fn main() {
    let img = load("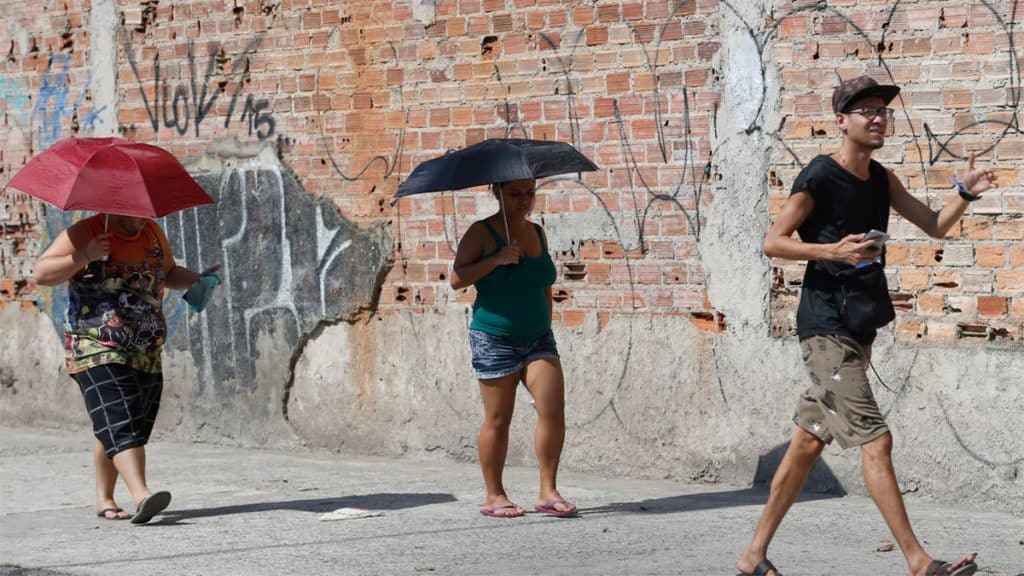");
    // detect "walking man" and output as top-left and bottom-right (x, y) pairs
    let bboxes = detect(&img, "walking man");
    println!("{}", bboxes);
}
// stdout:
(736, 76), (995, 576)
